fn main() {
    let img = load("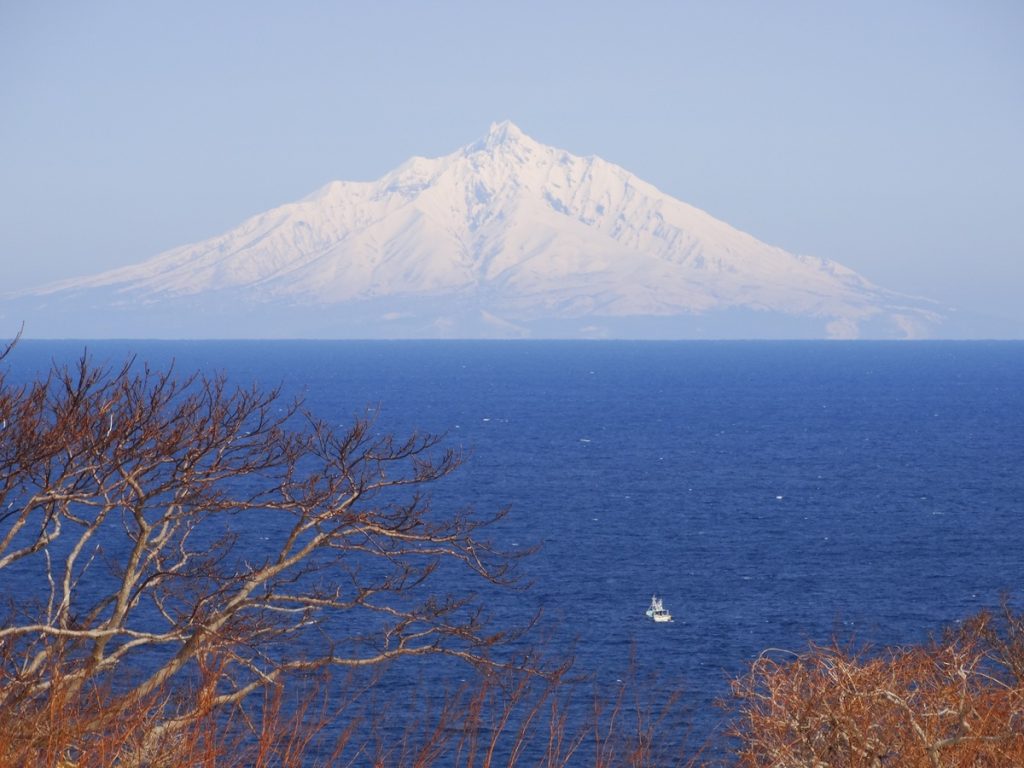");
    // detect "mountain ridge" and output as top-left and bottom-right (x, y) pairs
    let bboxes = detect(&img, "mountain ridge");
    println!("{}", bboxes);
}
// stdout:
(10, 121), (947, 339)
